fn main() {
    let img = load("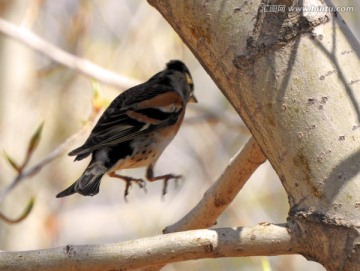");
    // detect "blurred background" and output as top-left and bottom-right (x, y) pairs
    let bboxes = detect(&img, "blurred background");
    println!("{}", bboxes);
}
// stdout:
(0, 1), (358, 270)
